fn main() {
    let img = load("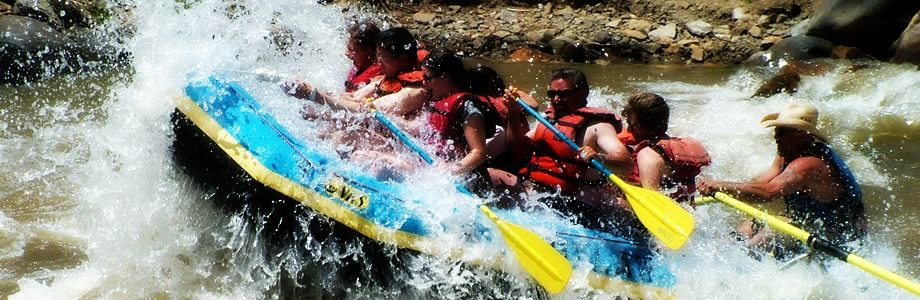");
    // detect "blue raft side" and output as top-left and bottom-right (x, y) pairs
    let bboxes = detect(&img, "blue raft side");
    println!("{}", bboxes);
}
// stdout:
(181, 74), (676, 289)
(183, 75), (435, 236)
